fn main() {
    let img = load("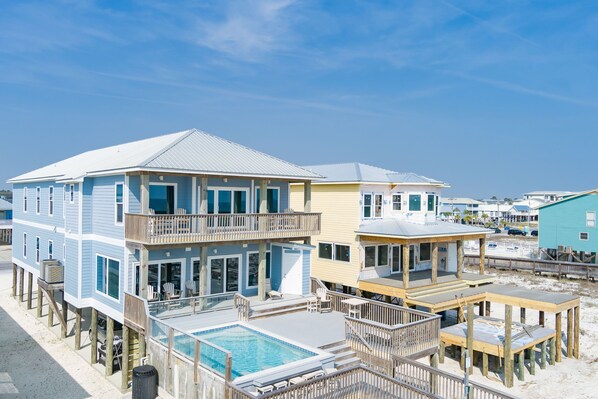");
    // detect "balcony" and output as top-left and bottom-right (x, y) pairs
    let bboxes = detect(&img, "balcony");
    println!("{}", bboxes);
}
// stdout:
(125, 212), (321, 246)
